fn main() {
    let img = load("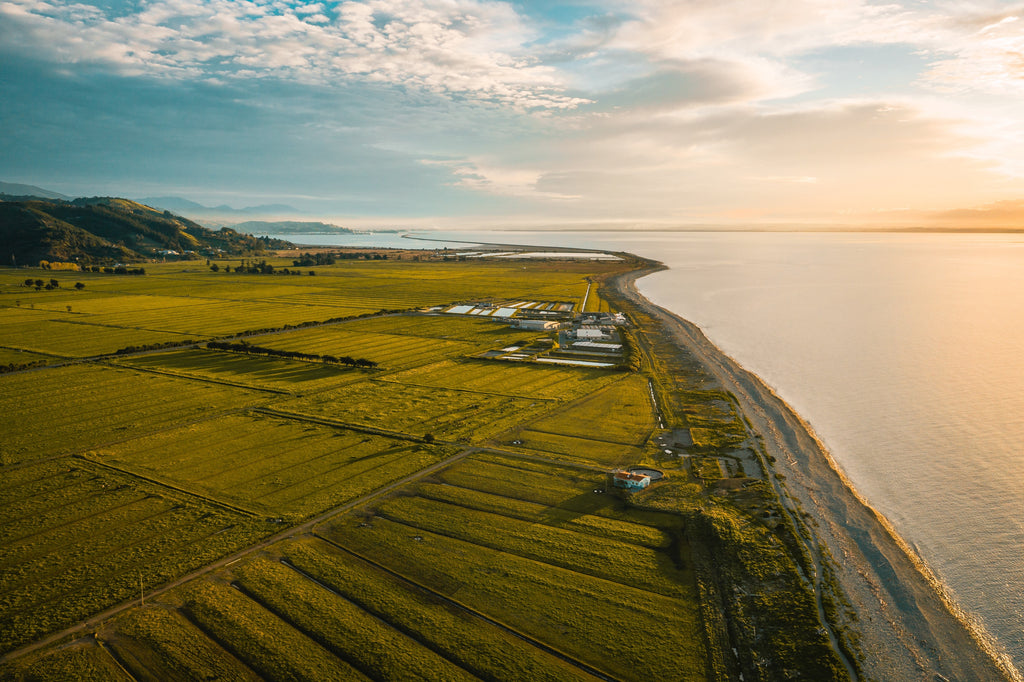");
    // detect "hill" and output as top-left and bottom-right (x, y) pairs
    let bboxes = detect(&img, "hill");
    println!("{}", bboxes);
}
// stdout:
(0, 196), (293, 265)
(0, 181), (69, 201)
(141, 196), (300, 219)
(231, 220), (354, 234)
